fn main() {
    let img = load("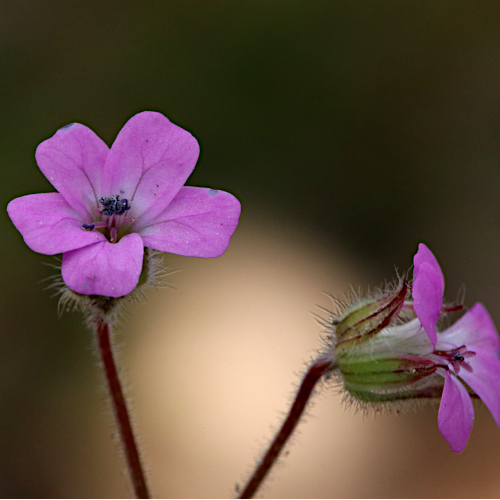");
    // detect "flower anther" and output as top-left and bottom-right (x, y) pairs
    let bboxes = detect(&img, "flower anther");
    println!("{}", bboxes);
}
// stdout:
(434, 345), (476, 374)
